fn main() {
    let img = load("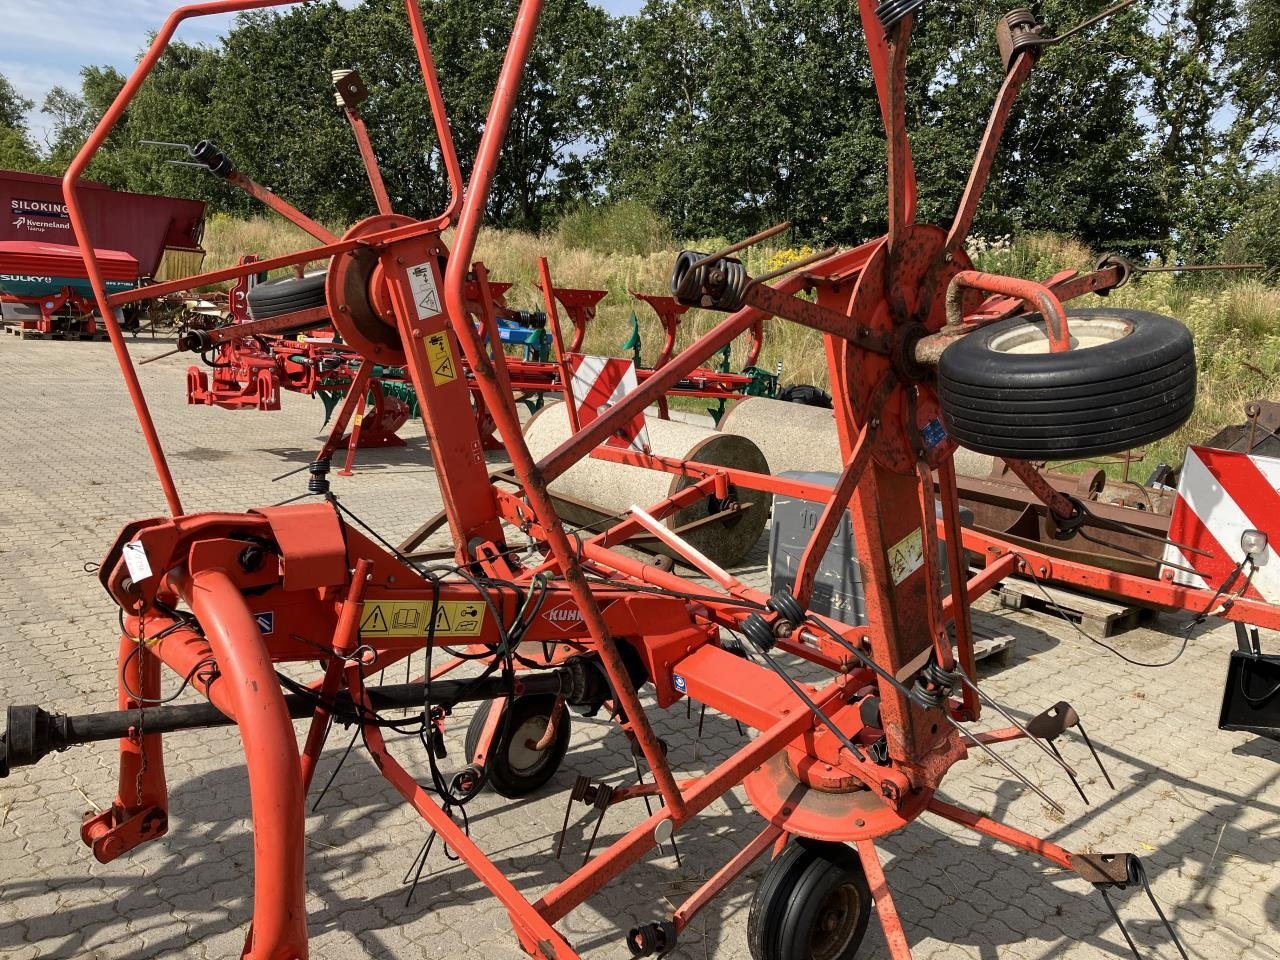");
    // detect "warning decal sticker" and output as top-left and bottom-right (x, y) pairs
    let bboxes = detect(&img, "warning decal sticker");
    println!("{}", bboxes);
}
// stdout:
(359, 600), (484, 638)
(407, 261), (442, 318)
(888, 528), (925, 585)
(424, 332), (458, 386)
